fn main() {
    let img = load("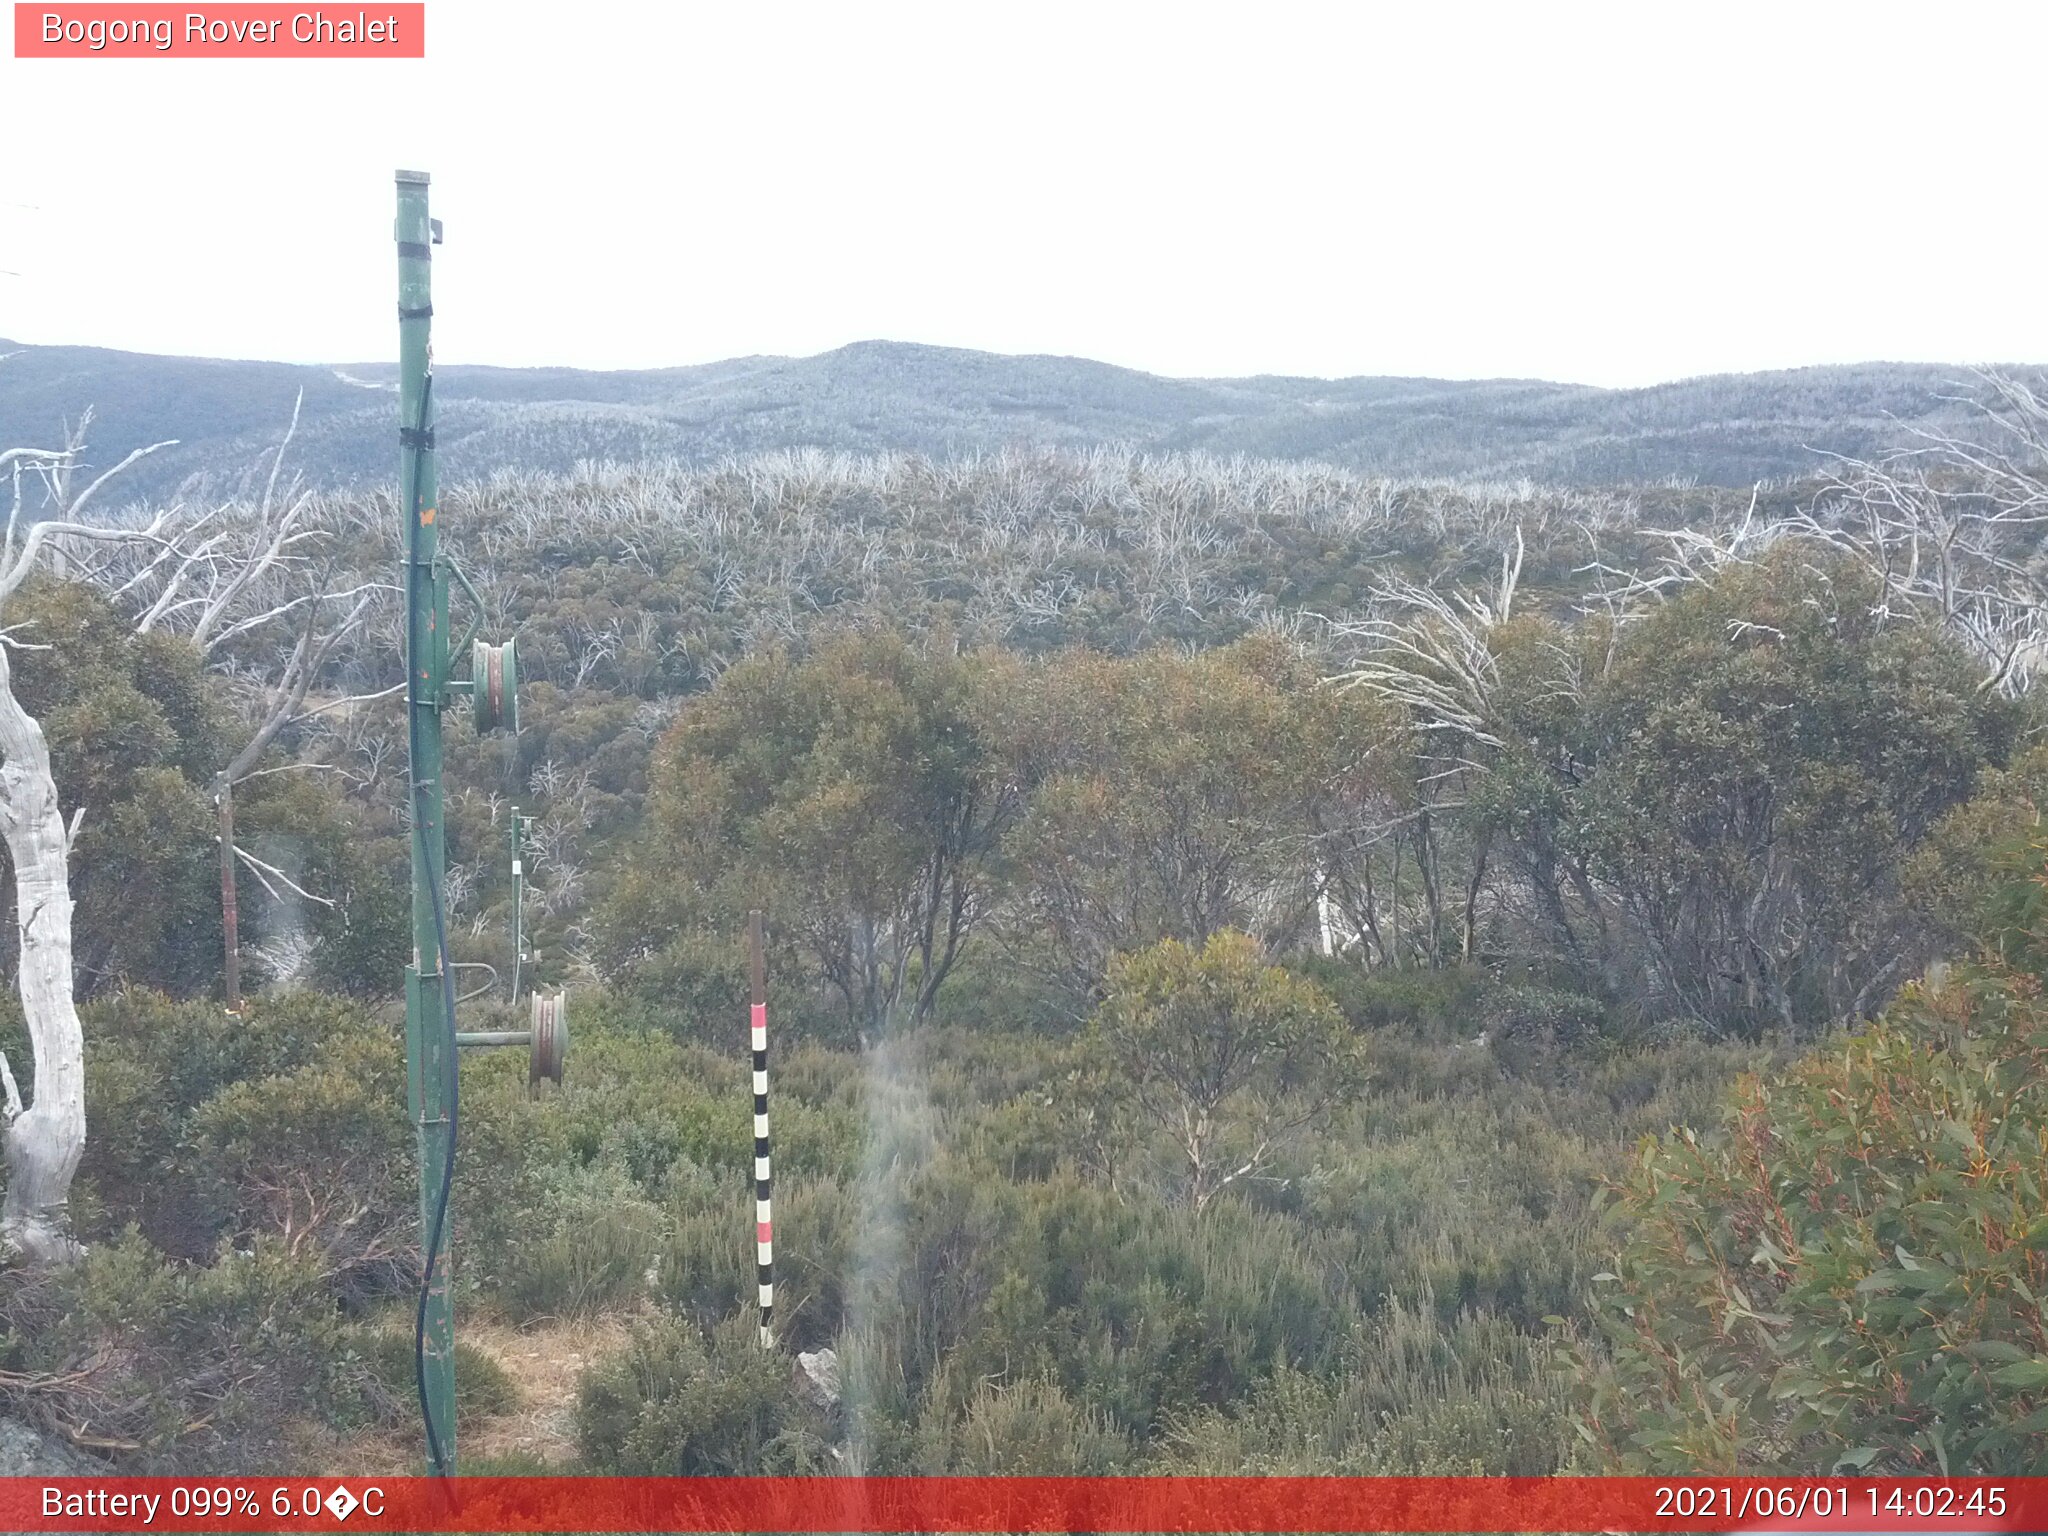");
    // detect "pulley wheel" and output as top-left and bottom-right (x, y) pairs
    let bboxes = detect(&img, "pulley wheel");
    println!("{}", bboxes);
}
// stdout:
(474, 637), (520, 734)
(529, 989), (567, 1093)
